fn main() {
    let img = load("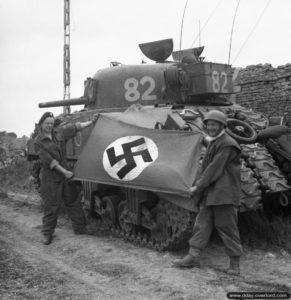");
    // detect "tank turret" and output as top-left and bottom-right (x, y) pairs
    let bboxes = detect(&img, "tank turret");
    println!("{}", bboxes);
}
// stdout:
(38, 38), (234, 111)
